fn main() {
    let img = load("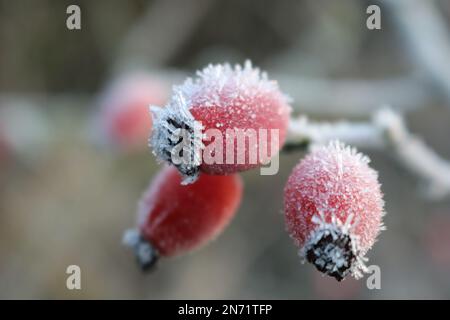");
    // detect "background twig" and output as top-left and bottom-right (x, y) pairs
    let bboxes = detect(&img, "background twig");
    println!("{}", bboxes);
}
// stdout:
(287, 108), (450, 199)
